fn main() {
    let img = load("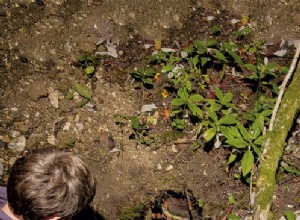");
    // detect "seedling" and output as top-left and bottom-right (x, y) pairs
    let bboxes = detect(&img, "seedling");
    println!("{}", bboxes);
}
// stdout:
(131, 67), (156, 87)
